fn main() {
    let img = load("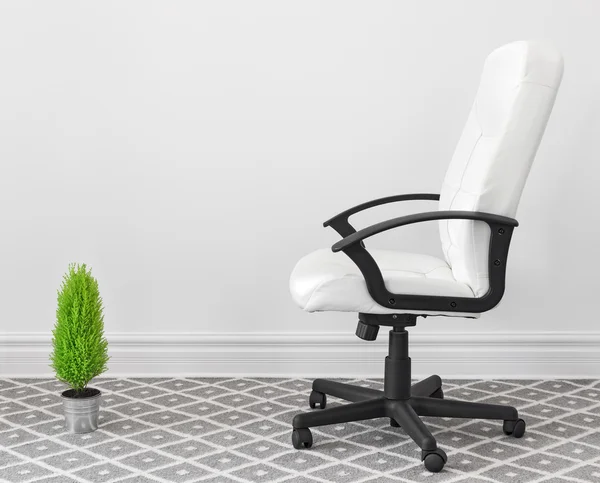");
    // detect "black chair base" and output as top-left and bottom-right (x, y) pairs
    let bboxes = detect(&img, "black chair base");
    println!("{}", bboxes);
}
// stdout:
(291, 320), (526, 473)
